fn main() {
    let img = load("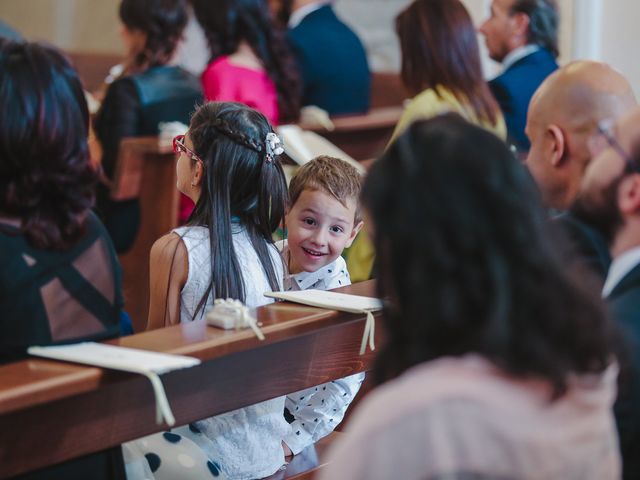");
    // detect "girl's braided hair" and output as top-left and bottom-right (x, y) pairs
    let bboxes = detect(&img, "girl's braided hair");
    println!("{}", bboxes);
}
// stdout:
(210, 117), (264, 153)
